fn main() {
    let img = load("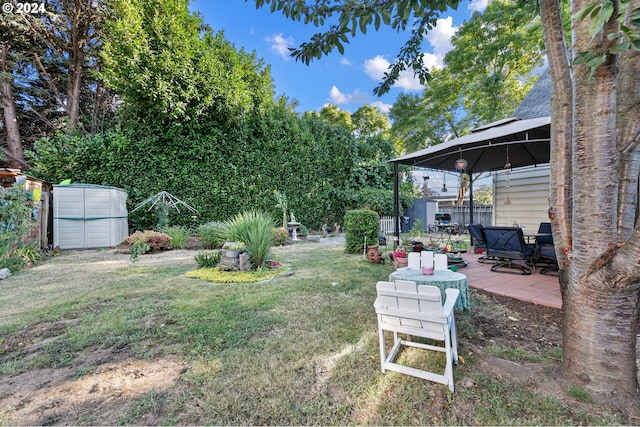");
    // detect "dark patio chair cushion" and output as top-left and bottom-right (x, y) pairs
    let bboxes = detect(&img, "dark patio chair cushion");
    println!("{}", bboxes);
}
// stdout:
(481, 226), (535, 274)
(534, 222), (558, 275)
(536, 222), (553, 246)
(467, 223), (486, 250)
(467, 223), (492, 264)
(537, 243), (556, 260)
